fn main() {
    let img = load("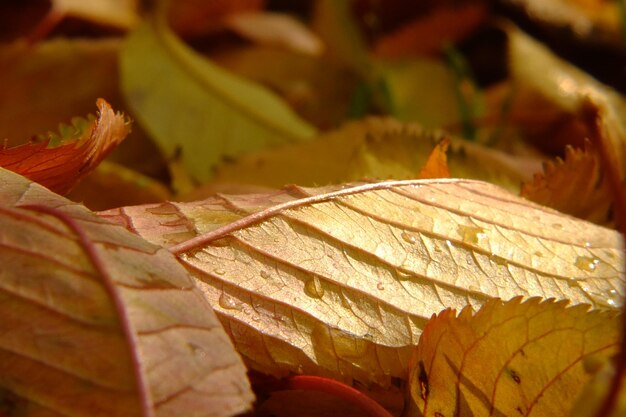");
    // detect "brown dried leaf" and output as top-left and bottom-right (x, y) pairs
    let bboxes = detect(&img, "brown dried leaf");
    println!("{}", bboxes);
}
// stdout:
(521, 142), (612, 225)
(102, 179), (623, 385)
(0, 168), (253, 417)
(406, 298), (620, 417)
(0, 100), (129, 195)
